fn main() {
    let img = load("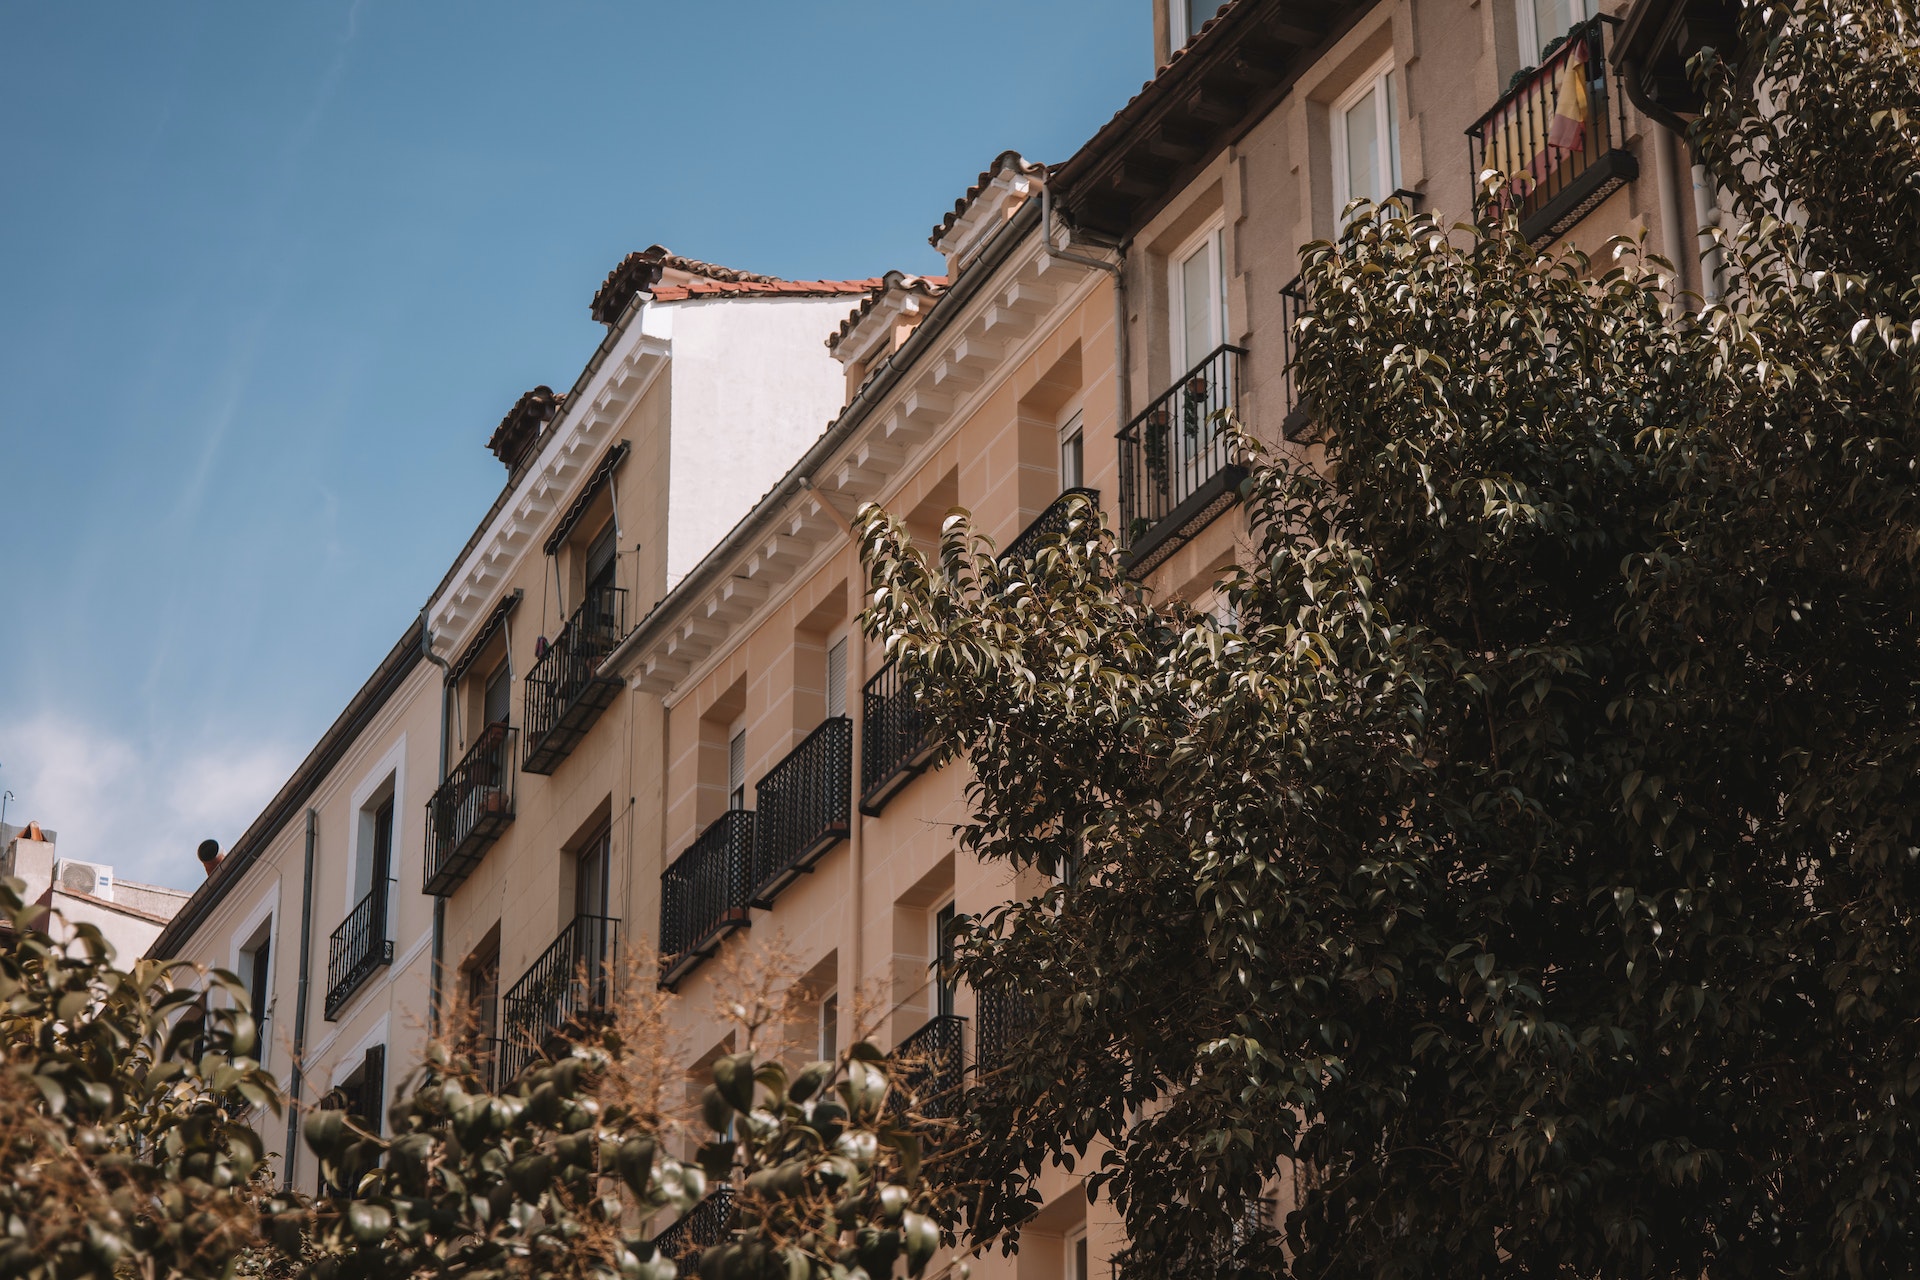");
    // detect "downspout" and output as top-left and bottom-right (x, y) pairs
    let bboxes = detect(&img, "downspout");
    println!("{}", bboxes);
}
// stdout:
(1020, 161), (1131, 428)
(419, 609), (453, 1032)
(1650, 126), (1691, 294)
(282, 808), (318, 1191)
(1689, 154), (1724, 303)
(1618, 53), (1721, 303)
